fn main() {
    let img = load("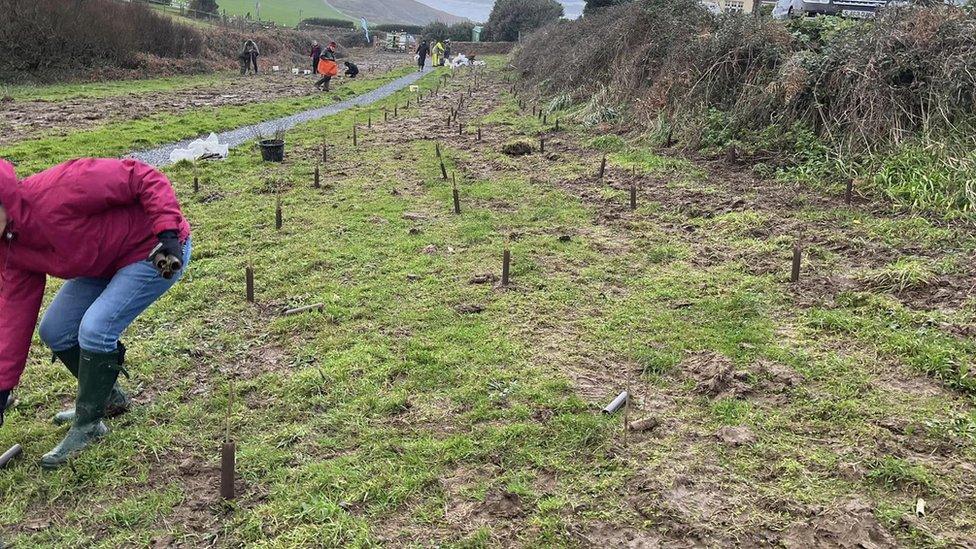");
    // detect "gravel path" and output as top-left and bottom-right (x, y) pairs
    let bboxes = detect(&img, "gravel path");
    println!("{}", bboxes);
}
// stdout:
(129, 68), (429, 167)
